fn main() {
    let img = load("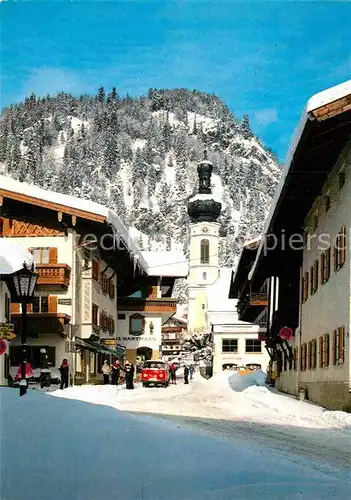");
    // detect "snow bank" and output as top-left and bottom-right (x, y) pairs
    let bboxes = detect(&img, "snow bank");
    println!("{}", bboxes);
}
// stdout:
(2, 387), (350, 500)
(228, 370), (266, 391)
